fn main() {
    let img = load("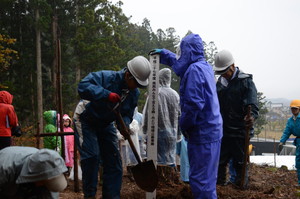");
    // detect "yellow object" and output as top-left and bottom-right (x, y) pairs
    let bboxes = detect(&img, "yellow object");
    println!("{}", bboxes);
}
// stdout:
(248, 144), (253, 155)
(290, 99), (300, 108)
